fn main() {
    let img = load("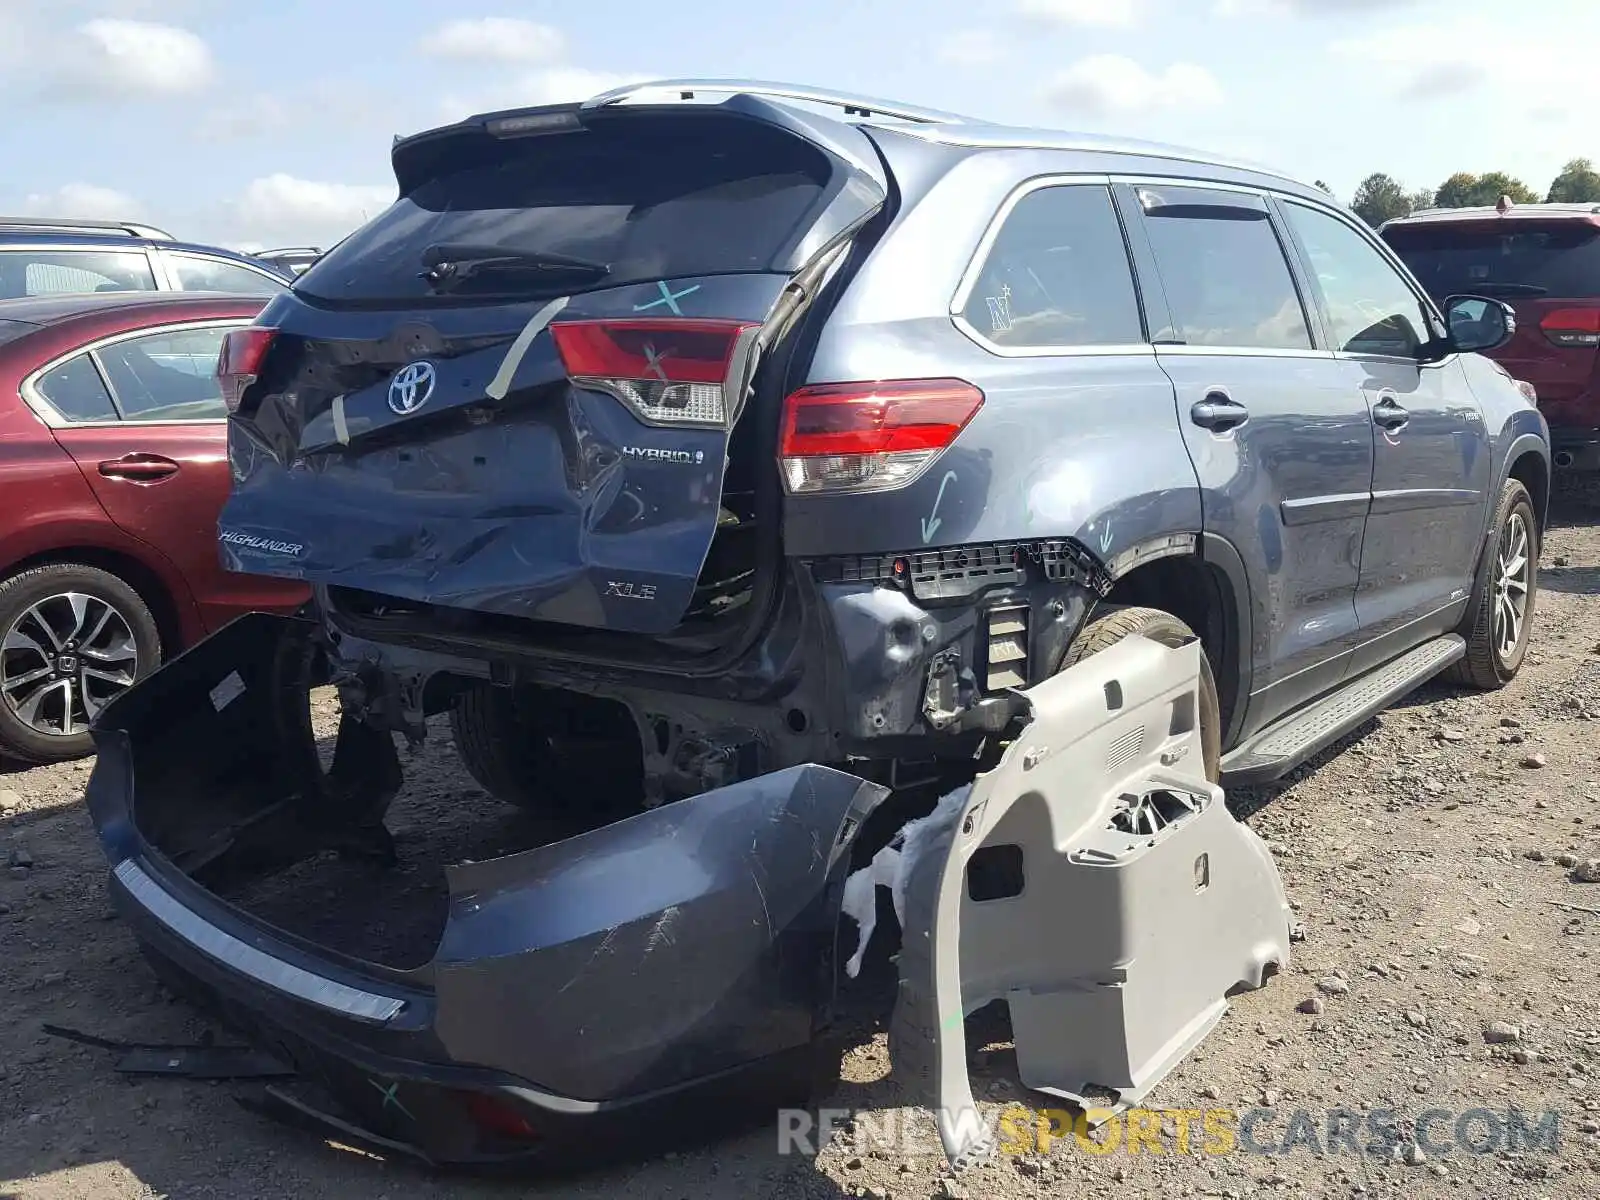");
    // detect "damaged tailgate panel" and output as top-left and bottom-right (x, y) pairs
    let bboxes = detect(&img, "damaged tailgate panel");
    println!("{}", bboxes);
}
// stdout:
(889, 633), (1292, 1168)
(219, 101), (890, 635)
